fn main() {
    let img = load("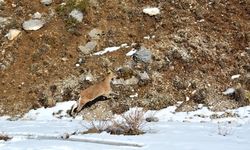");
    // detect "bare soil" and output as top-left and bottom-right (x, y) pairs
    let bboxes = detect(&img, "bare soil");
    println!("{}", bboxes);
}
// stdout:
(0, 0), (250, 117)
